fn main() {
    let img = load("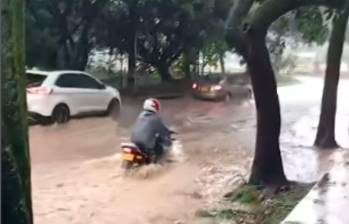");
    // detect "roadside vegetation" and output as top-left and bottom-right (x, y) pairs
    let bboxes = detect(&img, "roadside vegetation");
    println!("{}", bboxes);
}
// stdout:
(196, 183), (312, 224)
